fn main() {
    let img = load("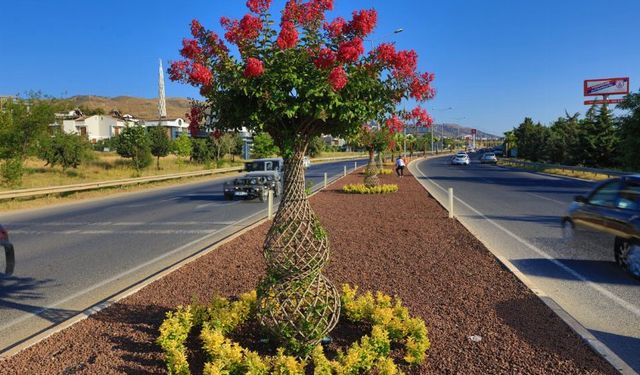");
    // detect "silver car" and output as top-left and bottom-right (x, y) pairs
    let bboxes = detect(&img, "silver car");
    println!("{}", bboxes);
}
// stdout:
(562, 175), (640, 279)
(1, 224), (15, 276)
(451, 152), (470, 165)
(480, 152), (498, 164)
